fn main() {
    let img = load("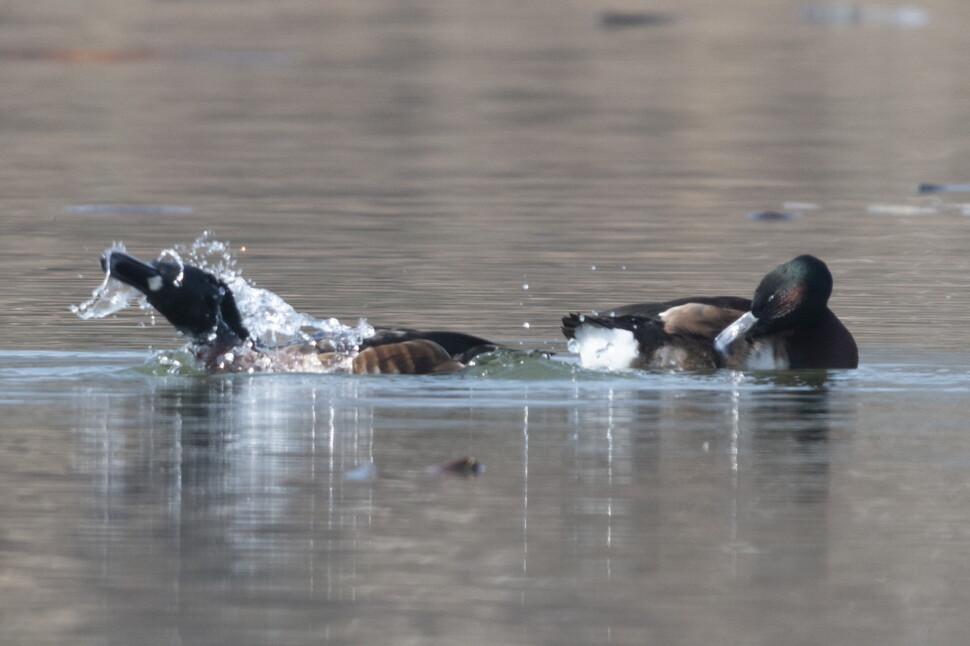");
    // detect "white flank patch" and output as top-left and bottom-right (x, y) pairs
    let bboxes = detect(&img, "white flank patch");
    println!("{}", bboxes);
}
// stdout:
(744, 341), (788, 370)
(147, 275), (164, 292)
(568, 324), (639, 371)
